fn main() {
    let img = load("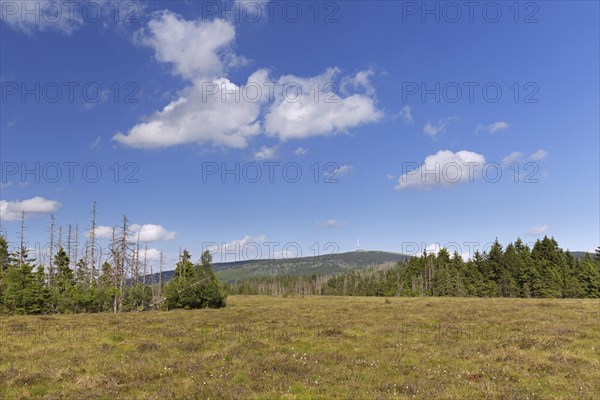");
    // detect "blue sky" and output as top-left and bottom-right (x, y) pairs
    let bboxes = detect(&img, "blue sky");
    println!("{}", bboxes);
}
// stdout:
(1, 1), (598, 269)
